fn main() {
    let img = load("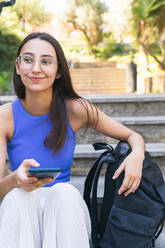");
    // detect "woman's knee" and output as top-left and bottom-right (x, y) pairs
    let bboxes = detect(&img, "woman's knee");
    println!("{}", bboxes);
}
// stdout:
(48, 183), (82, 203)
(1, 188), (33, 208)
